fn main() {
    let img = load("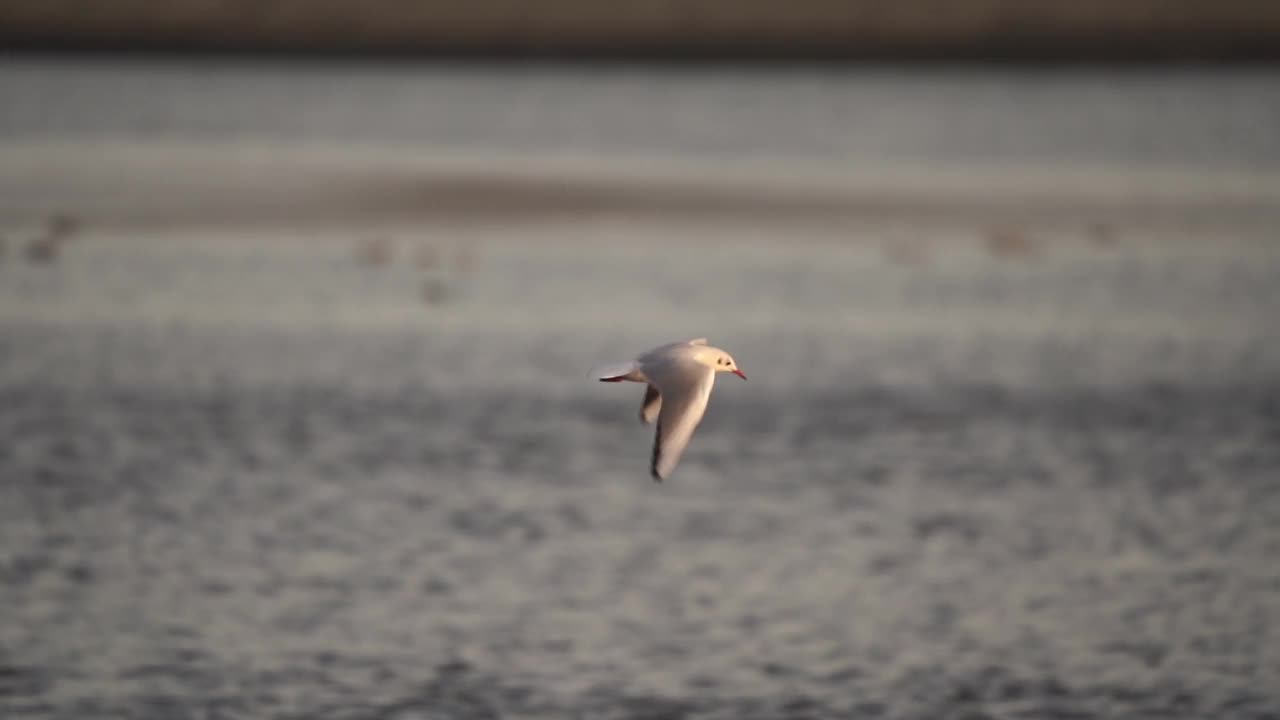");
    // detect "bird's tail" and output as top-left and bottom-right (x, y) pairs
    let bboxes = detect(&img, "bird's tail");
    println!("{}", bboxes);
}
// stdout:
(591, 361), (641, 382)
